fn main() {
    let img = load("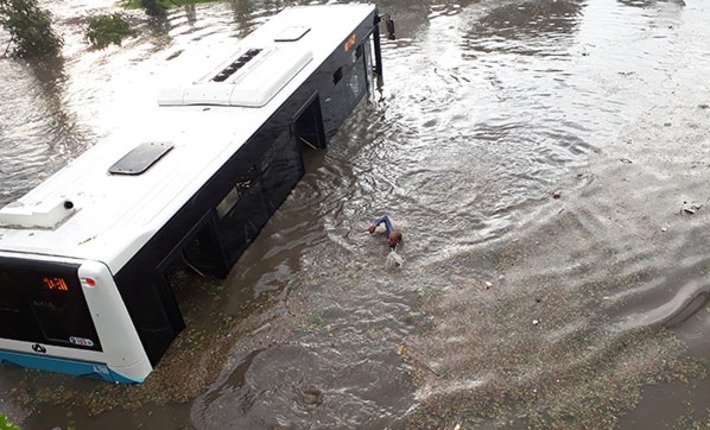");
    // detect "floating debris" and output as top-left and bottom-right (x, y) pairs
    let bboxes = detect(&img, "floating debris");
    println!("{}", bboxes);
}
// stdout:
(250, 322), (271, 336)
(681, 202), (702, 215)
(386, 250), (403, 269)
(299, 385), (324, 412)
